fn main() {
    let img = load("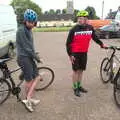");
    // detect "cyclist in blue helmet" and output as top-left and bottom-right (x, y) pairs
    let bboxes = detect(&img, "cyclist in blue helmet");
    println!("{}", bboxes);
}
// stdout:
(23, 9), (38, 27)
(16, 9), (41, 112)
(24, 9), (38, 23)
